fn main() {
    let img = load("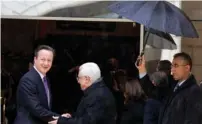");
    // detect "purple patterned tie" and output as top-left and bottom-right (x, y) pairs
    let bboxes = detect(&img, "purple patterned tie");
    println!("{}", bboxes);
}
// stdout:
(43, 76), (50, 107)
